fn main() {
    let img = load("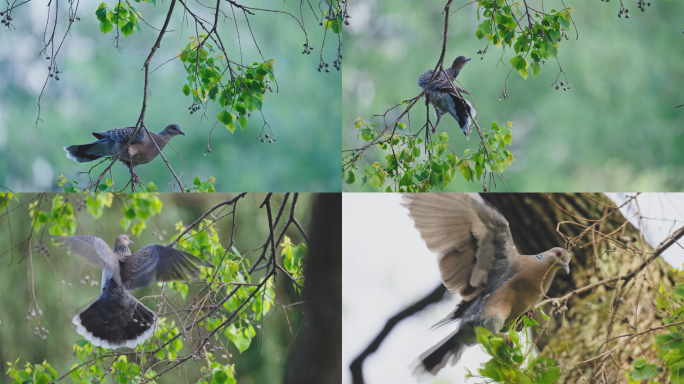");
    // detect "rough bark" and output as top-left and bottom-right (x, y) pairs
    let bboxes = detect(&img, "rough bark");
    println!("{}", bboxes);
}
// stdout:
(284, 194), (342, 384)
(481, 193), (676, 383)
